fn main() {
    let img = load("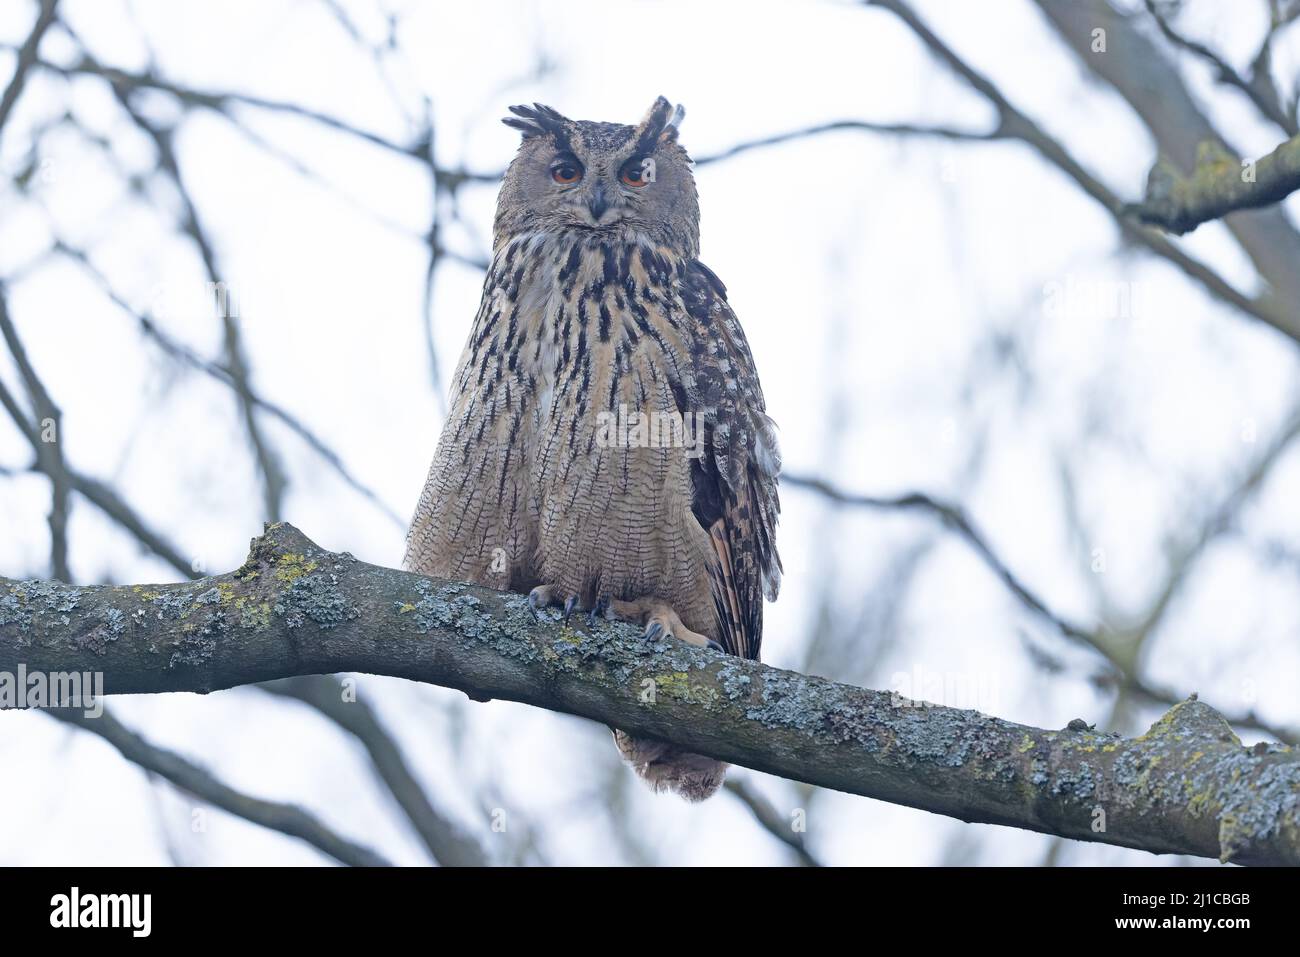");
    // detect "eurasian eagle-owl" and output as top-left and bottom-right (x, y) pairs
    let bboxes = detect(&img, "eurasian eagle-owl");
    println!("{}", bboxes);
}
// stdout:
(404, 97), (781, 801)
